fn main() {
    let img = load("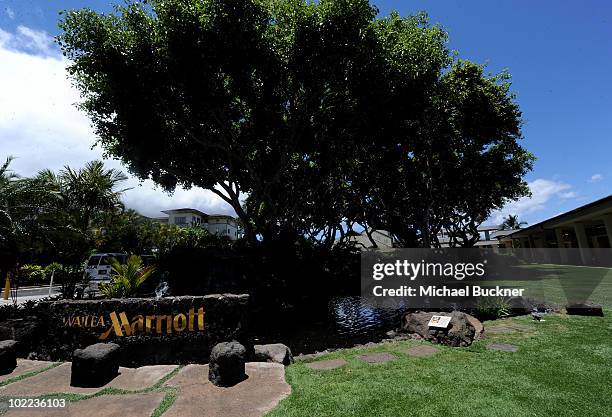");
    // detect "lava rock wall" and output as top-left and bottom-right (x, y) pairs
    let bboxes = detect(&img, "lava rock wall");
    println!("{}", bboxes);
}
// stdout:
(31, 294), (250, 366)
